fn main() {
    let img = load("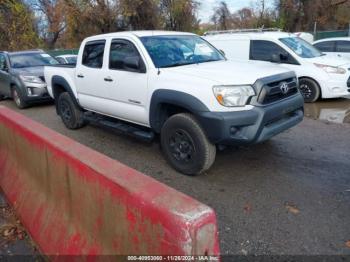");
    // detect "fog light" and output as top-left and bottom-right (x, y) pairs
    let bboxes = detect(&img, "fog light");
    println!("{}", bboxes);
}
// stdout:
(27, 88), (32, 95)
